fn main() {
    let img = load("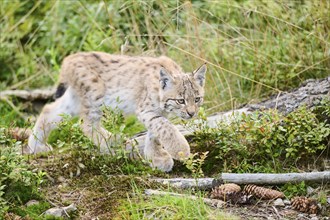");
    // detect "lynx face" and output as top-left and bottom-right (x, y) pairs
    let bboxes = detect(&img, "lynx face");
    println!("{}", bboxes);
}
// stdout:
(159, 65), (207, 120)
